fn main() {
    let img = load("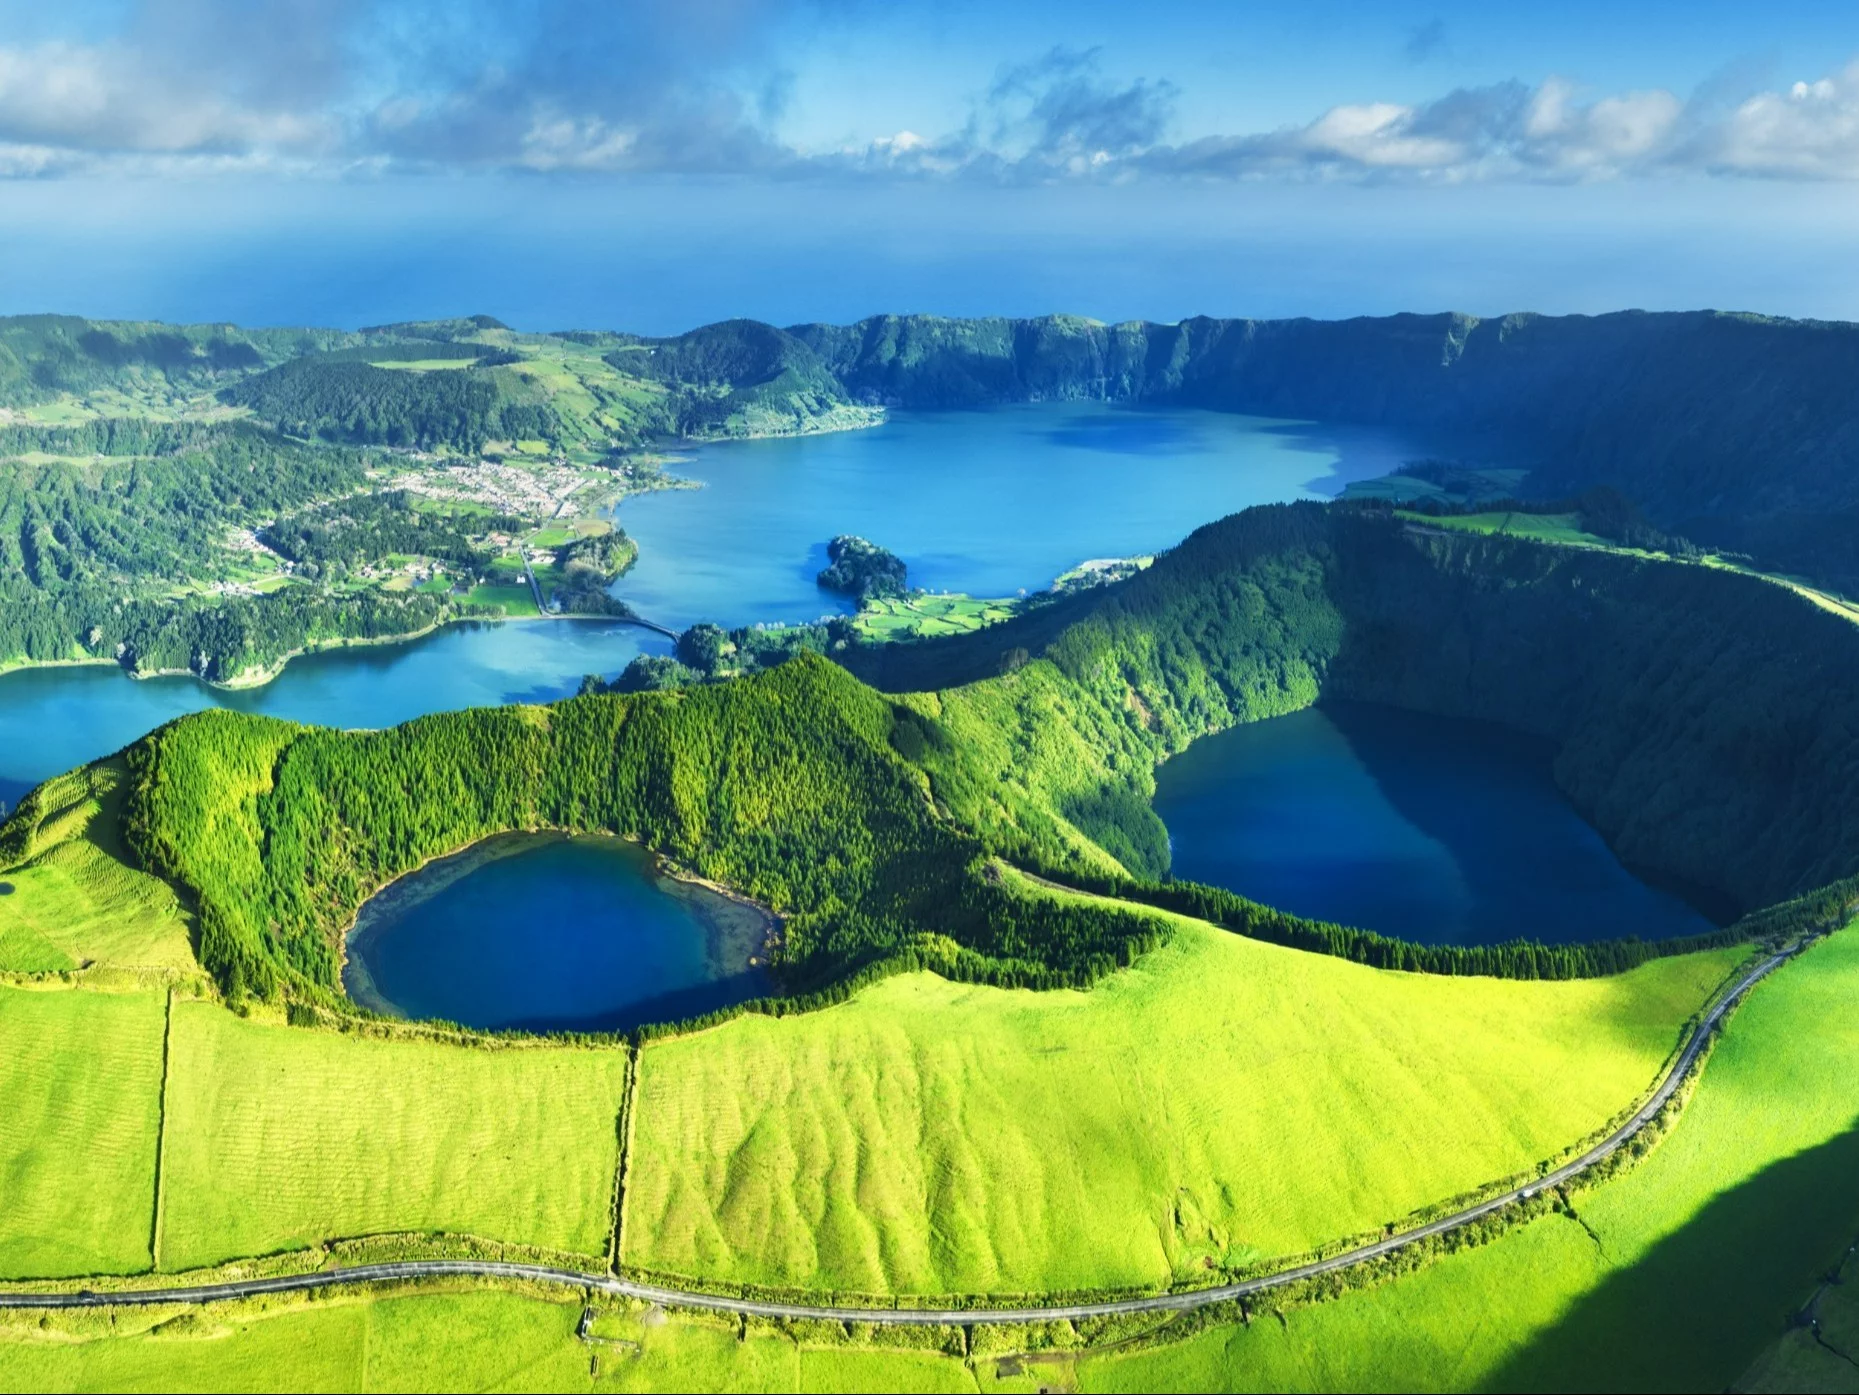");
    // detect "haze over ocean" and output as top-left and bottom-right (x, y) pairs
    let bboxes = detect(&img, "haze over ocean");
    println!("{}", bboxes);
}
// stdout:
(4, 0), (1859, 329)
